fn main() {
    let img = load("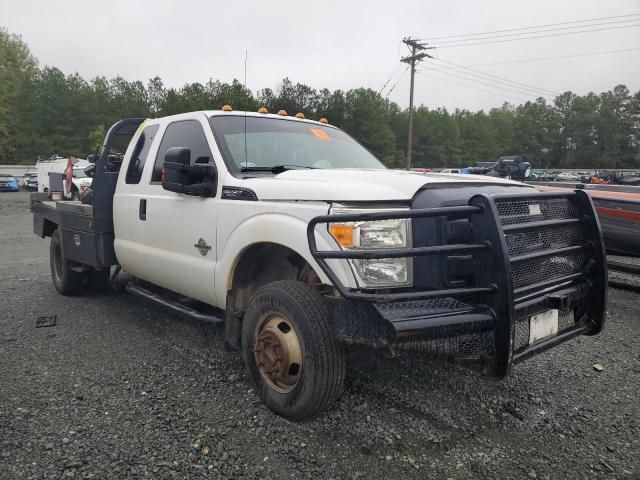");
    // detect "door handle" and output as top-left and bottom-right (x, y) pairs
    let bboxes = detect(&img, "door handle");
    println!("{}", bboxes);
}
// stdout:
(139, 199), (147, 221)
